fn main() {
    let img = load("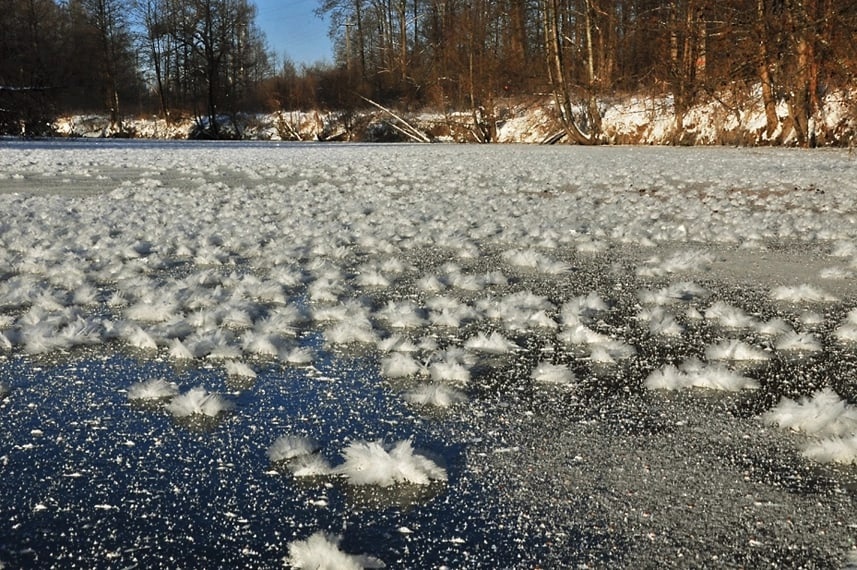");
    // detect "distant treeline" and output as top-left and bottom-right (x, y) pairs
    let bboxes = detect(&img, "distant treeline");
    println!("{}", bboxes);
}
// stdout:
(1, 0), (270, 138)
(2, 0), (856, 145)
